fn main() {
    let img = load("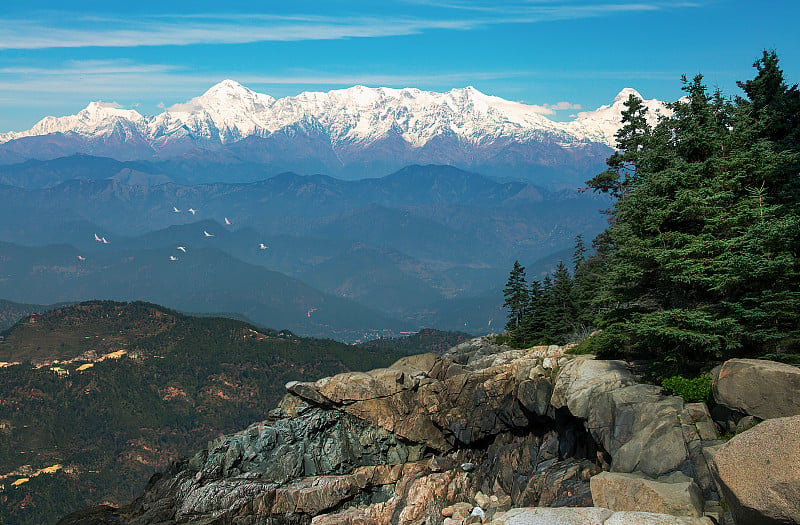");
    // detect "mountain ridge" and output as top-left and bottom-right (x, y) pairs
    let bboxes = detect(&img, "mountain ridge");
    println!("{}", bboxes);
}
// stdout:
(0, 83), (669, 183)
(0, 82), (667, 149)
